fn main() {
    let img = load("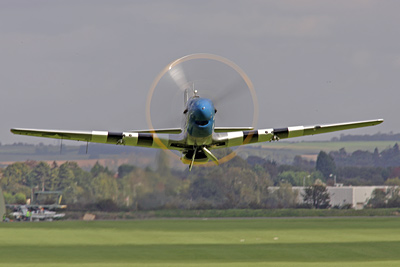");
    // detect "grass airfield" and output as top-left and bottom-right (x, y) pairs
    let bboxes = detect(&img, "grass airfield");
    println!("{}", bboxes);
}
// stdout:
(0, 217), (400, 266)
